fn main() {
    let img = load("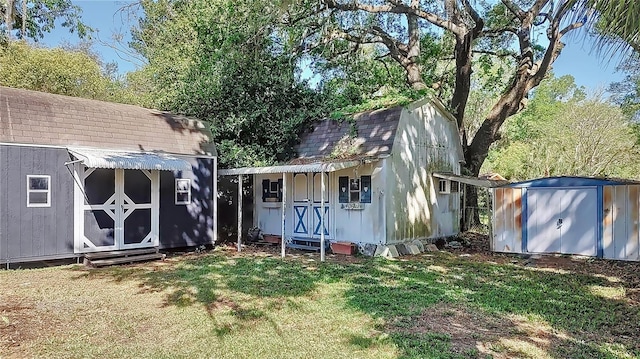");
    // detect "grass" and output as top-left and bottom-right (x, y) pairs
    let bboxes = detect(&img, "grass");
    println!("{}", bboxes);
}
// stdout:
(1, 247), (640, 359)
